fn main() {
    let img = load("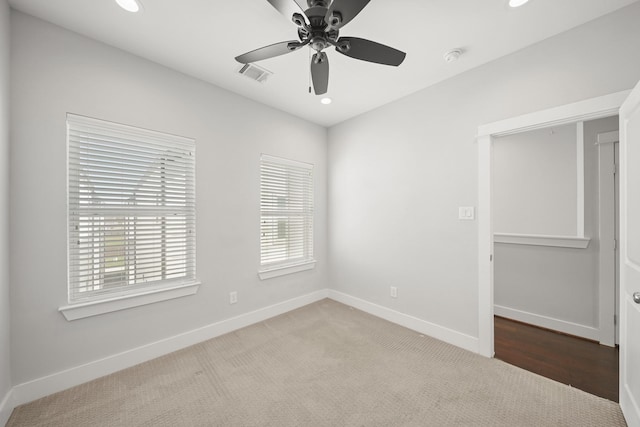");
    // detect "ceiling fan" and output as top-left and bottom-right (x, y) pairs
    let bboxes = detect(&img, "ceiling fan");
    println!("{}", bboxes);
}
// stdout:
(235, 0), (406, 95)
